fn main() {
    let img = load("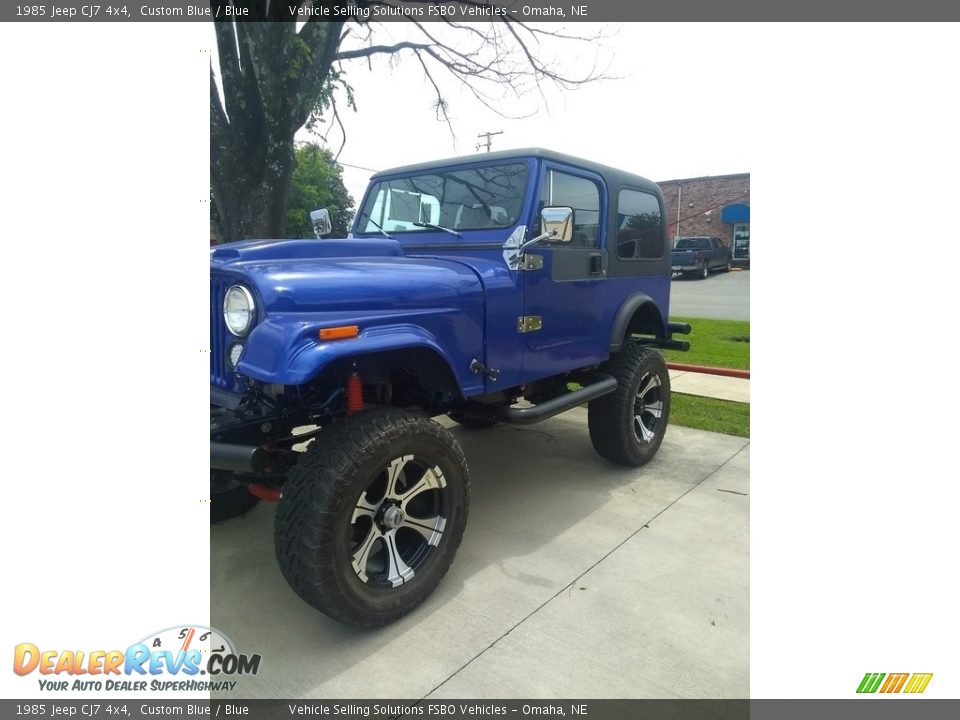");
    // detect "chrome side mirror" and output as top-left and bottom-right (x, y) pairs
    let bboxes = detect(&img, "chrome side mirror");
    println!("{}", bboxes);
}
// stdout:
(541, 206), (574, 243)
(310, 208), (333, 238)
